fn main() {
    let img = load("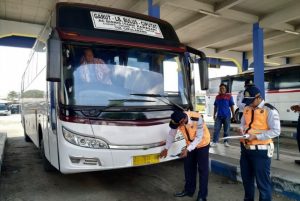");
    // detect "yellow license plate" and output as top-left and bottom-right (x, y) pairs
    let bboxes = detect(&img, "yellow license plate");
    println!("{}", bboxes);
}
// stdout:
(133, 154), (160, 166)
